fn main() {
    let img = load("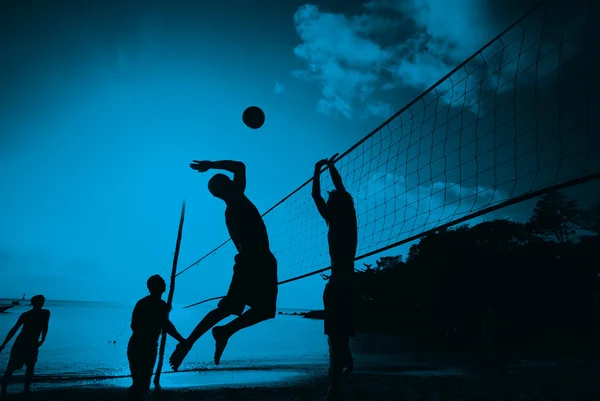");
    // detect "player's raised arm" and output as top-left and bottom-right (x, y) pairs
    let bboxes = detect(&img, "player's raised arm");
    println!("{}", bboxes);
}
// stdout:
(190, 160), (246, 193)
(327, 157), (345, 193)
(312, 159), (329, 222)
